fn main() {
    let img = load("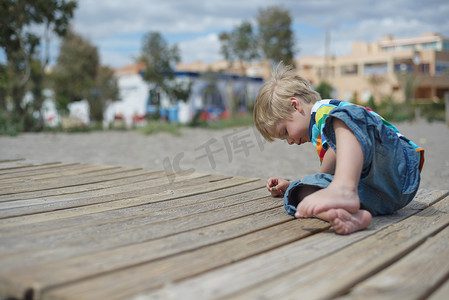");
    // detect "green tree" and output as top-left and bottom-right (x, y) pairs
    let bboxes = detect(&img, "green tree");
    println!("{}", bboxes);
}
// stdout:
(367, 95), (377, 111)
(170, 80), (193, 103)
(257, 6), (296, 67)
(219, 21), (259, 73)
(53, 29), (118, 124)
(0, 0), (77, 124)
(0, 63), (8, 111)
(53, 29), (99, 112)
(140, 31), (182, 104)
(396, 73), (420, 103)
(28, 58), (46, 130)
(89, 66), (119, 124)
(315, 81), (333, 99)
(219, 21), (259, 114)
